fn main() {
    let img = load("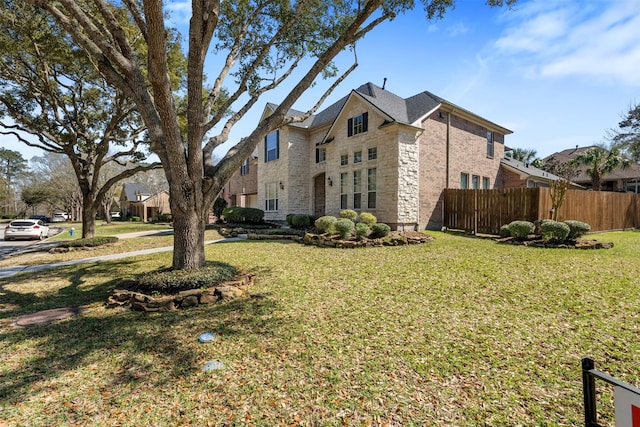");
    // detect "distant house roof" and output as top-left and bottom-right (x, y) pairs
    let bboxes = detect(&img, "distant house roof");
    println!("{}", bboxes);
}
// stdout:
(545, 146), (640, 183)
(267, 82), (513, 135)
(121, 183), (152, 202)
(501, 156), (560, 182)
